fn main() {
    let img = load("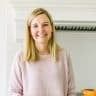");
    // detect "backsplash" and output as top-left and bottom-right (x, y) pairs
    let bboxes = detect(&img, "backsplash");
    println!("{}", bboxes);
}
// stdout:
(55, 21), (96, 31)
